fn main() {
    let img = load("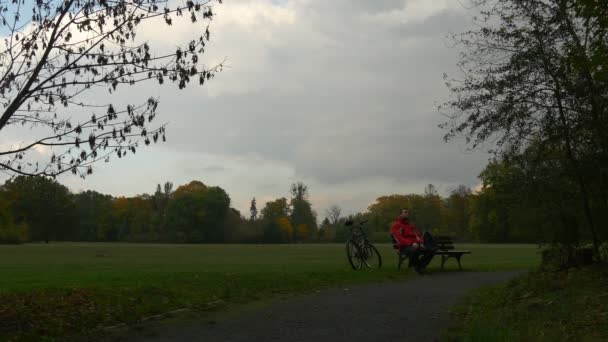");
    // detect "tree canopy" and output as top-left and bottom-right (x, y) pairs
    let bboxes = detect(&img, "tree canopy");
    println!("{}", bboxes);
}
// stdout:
(442, 0), (608, 254)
